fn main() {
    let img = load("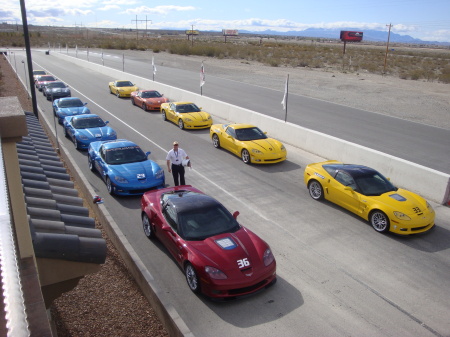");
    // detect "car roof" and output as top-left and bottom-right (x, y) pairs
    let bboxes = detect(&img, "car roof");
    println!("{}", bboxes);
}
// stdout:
(58, 97), (81, 101)
(101, 139), (137, 149)
(225, 123), (256, 129)
(324, 163), (378, 178)
(172, 101), (195, 105)
(164, 190), (222, 214)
